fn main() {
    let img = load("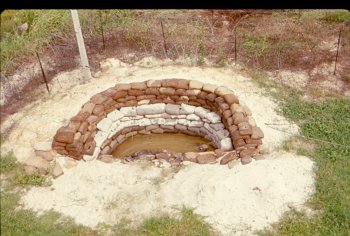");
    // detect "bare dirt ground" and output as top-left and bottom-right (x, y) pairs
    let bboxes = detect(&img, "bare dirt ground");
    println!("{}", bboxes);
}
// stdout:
(1, 57), (315, 235)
